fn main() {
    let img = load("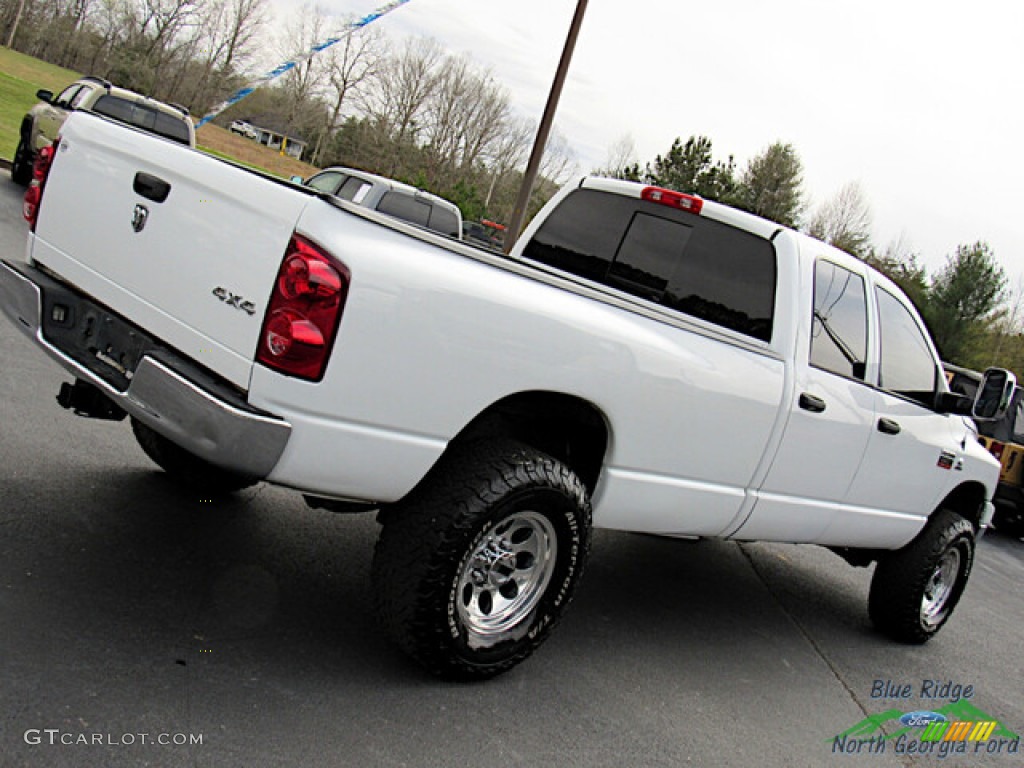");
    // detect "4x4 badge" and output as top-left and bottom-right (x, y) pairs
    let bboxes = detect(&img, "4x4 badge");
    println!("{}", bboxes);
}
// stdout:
(212, 286), (256, 316)
(131, 204), (149, 233)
